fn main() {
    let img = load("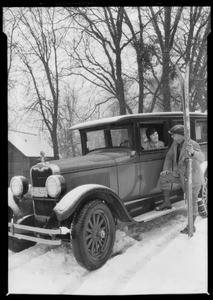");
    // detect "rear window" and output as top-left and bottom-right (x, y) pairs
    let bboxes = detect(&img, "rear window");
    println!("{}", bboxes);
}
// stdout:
(195, 120), (207, 143)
